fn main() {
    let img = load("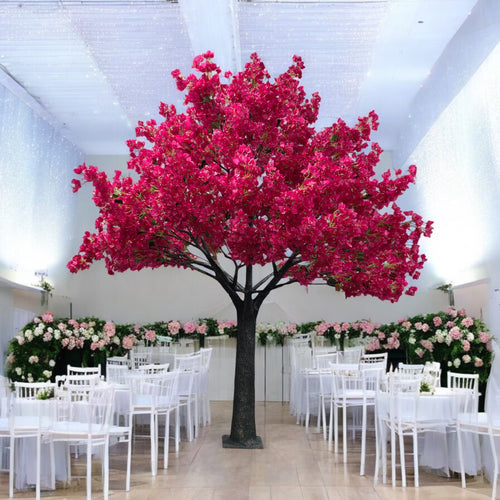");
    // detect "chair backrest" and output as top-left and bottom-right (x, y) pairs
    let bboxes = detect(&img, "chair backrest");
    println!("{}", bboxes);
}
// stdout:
(398, 363), (425, 377)
(314, 352), (339, 369)
(129, 348), (152, 369)
(422, 363), (442, 388)
(14, 381), (57, 400)
(361, 352), (388, 365)
(386, 373), (421, 423)
(106, 356), (129, 366)
(67, 364), (101, 377)
(199, 348), (213, 372)
(134, 363), (170, 375)
(289, 344), (312, 372)
(174, 353), (202, 372)
(106, 363), (130, 385)
(339, 346), (363, 364)
(56, 385), (115, 435)
(447, 372), (479, 413)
